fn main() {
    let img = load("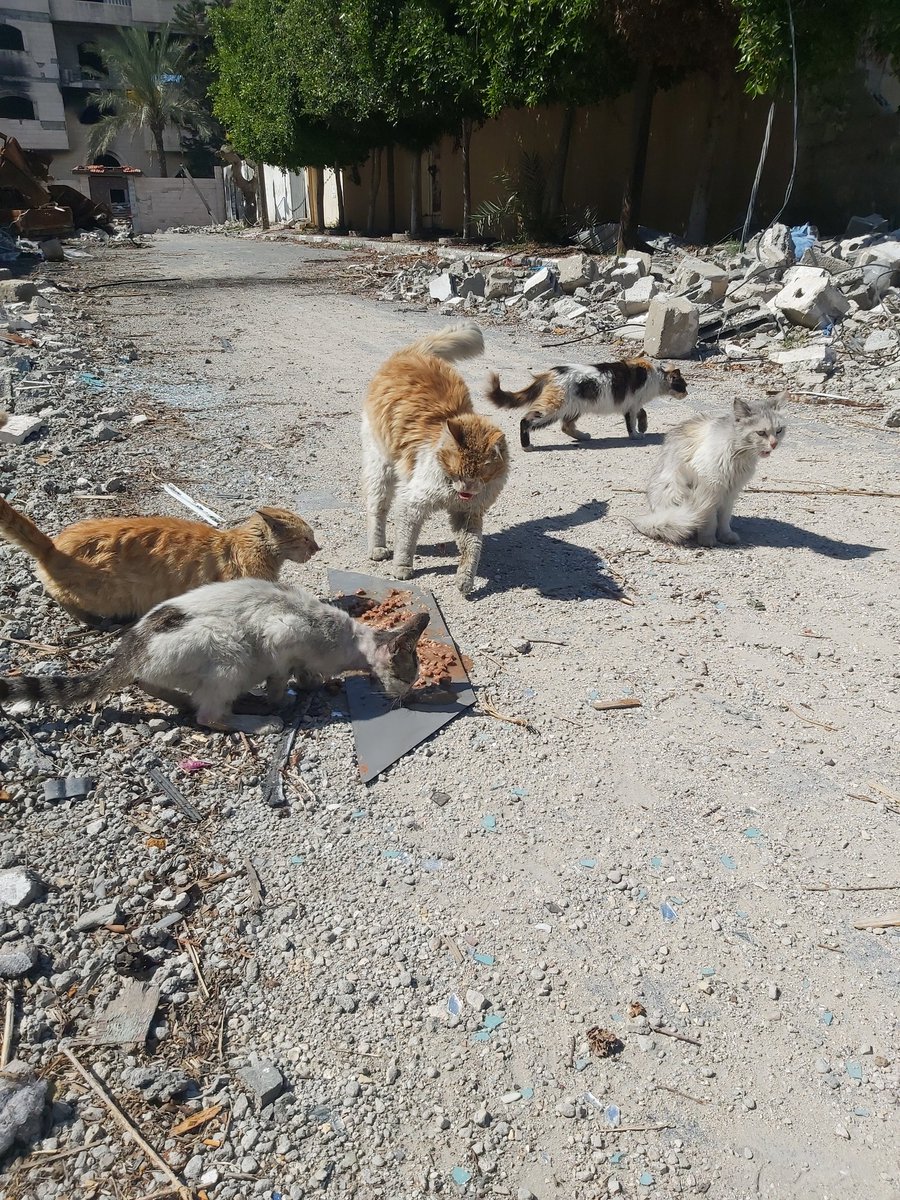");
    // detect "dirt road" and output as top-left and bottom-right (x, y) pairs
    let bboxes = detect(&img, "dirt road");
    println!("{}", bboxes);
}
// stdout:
(9, 232), (900, 1199)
